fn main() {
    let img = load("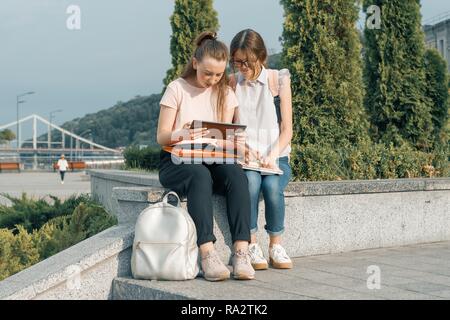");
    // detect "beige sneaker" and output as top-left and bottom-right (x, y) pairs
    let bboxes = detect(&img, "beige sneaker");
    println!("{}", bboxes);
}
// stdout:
(231, 249), (255, 280)
(249, 243), (268, 270)
(269, 244), (293, 269)
(201, 250), (230, 281)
